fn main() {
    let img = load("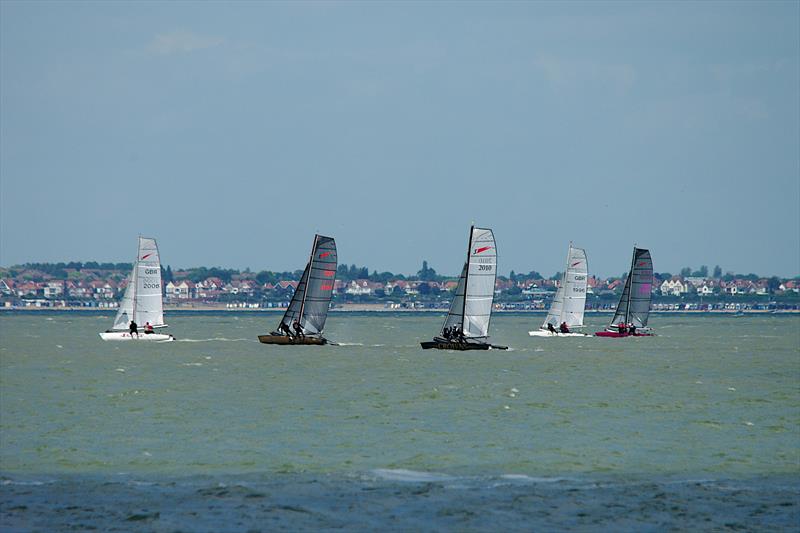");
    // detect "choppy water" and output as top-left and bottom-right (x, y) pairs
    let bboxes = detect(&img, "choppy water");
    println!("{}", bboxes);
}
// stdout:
(1, 312), (798, 530)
